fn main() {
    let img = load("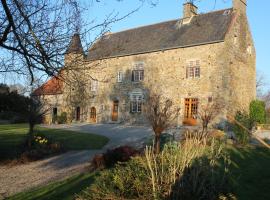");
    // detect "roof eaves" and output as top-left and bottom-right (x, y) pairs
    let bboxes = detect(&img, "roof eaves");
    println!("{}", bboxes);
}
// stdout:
(88, 39), (225, 61)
